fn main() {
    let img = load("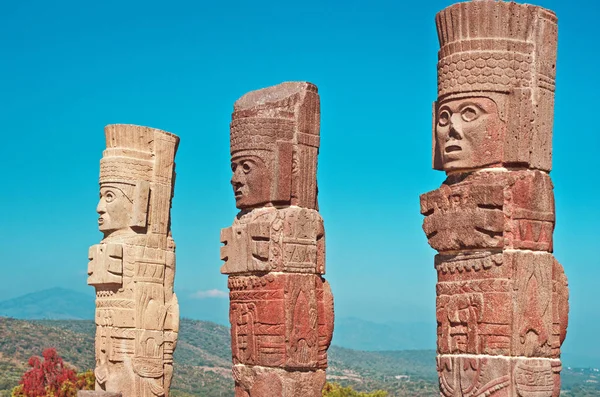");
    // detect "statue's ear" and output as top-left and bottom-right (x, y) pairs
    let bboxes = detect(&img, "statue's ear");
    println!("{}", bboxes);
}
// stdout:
(432, 101), (444, 171)
(131, 181), (150, 228)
